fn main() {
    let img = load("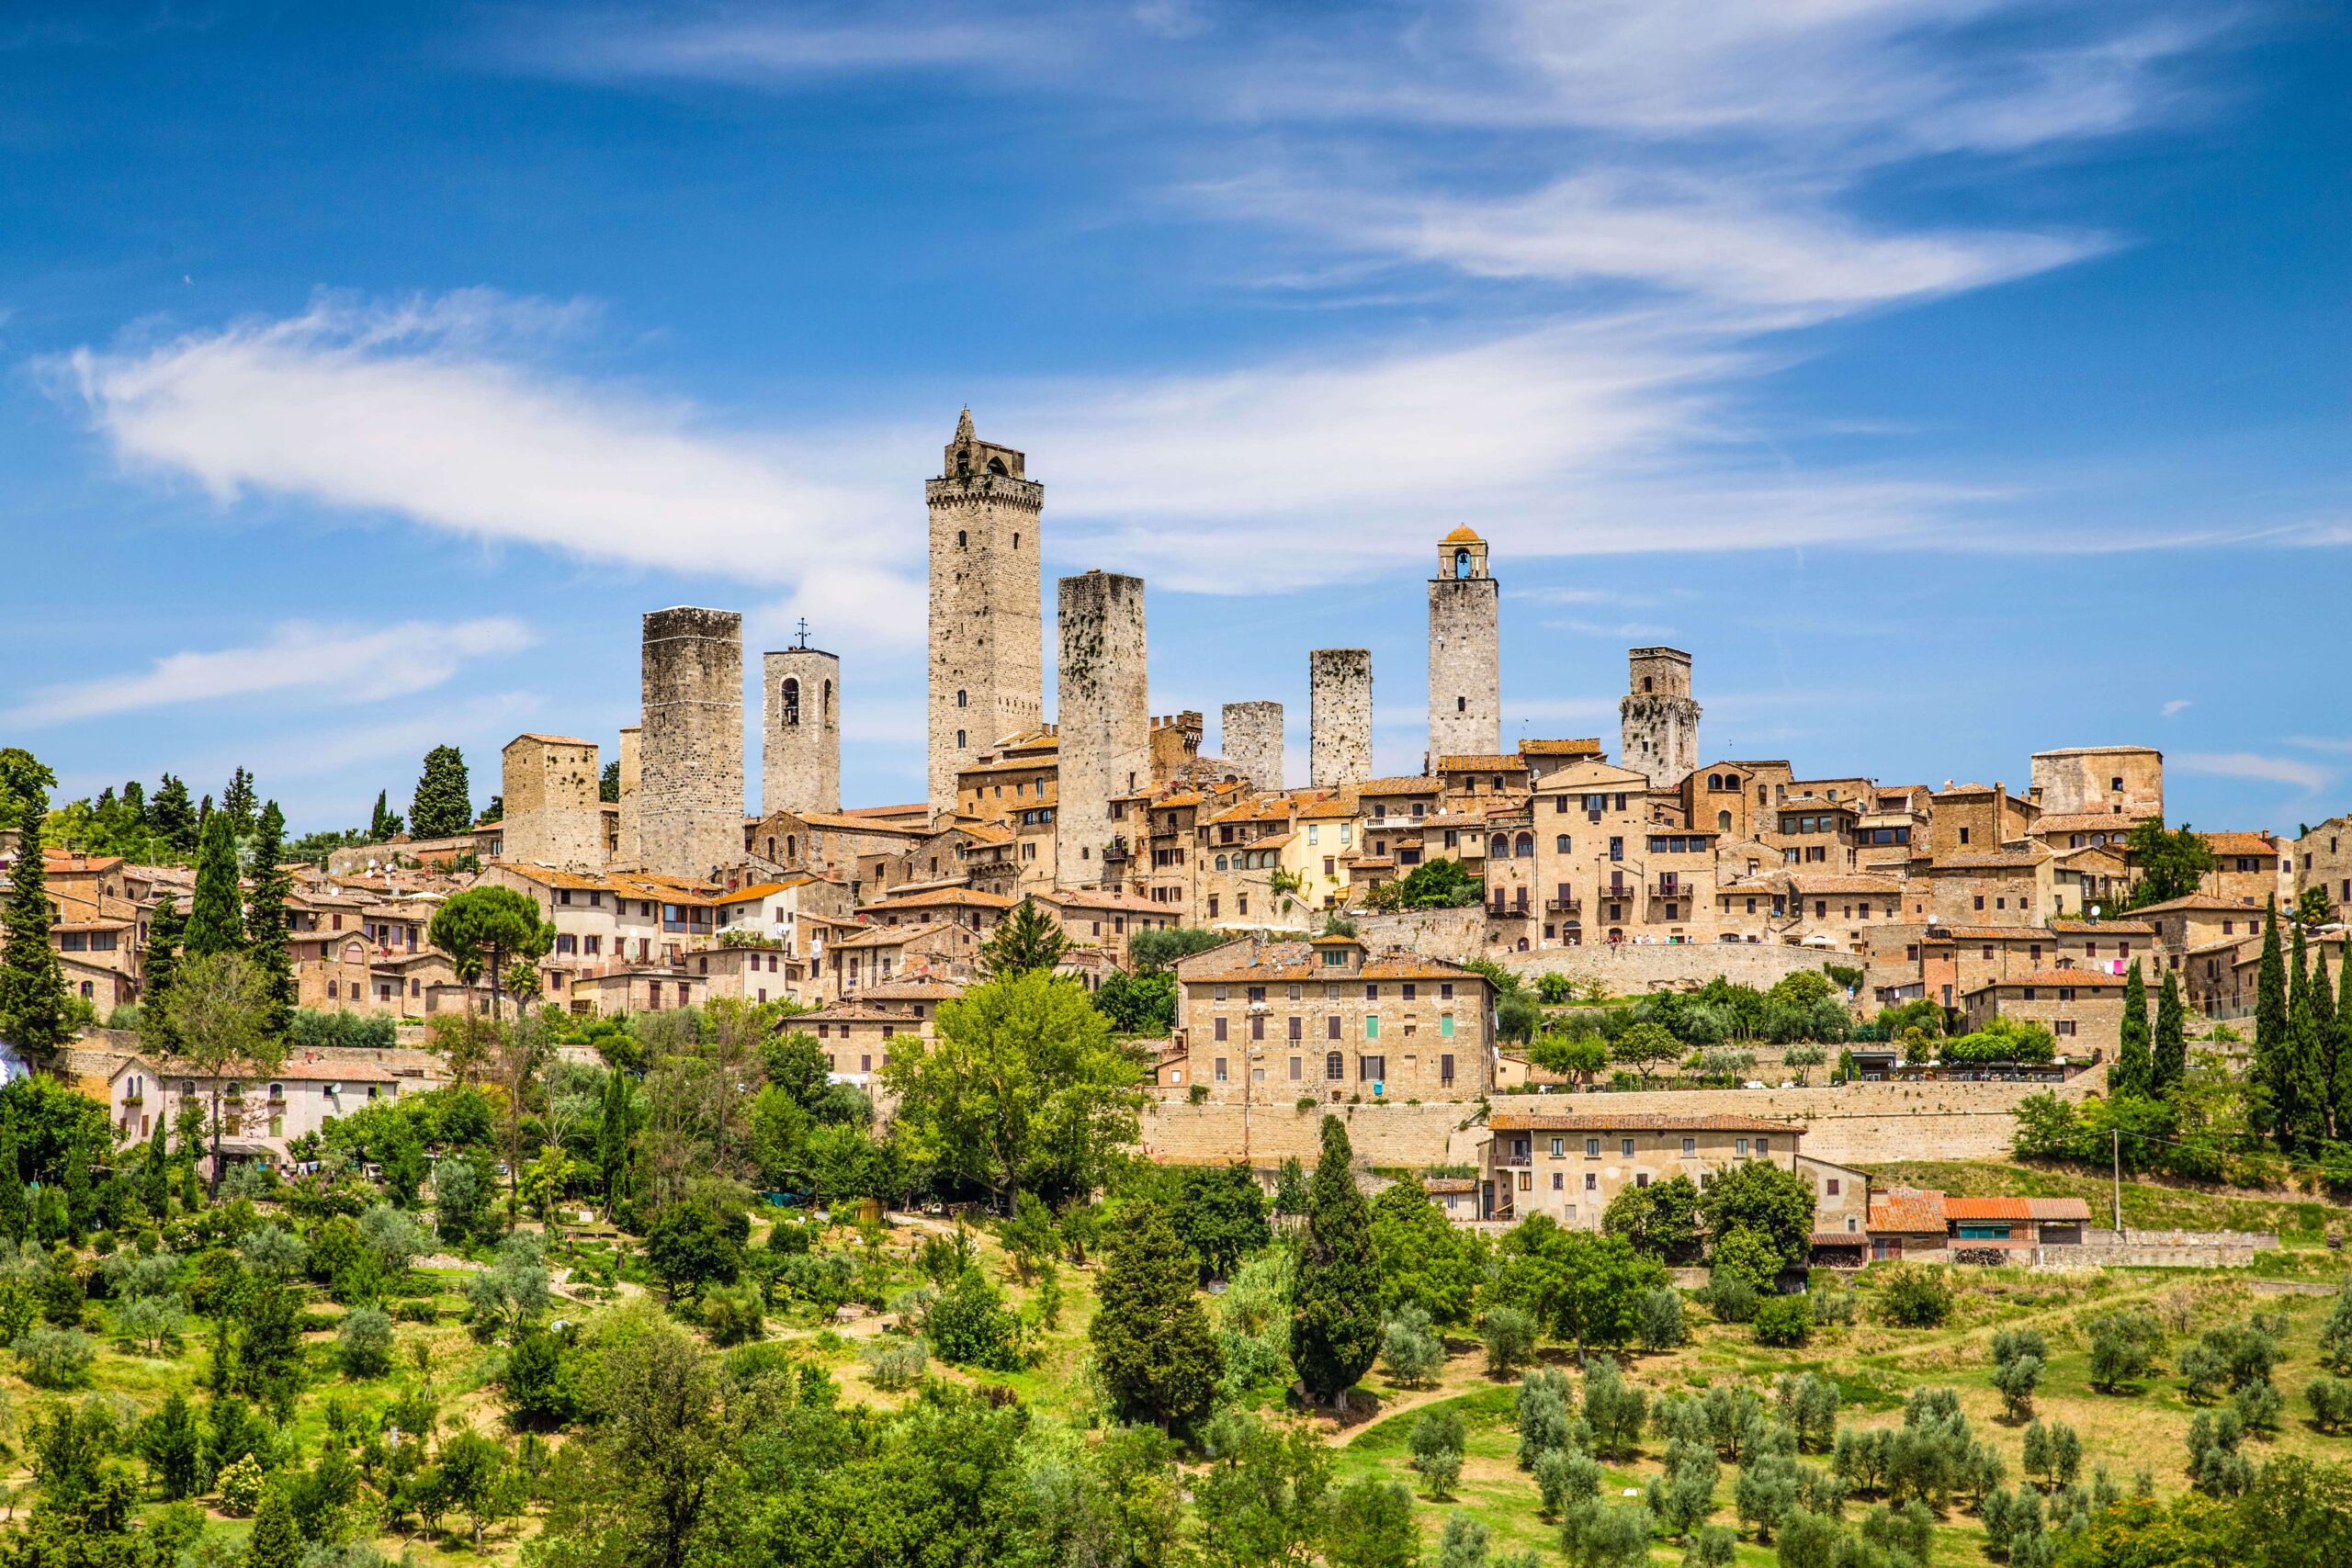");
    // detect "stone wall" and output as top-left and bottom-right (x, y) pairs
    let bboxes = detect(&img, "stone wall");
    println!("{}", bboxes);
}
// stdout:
(1056, 570), (1149, 887)
(1351, 907), (1492, 964)
(1222, 701), (1285, 792)
(639, 606), (745, 881)
(1309, 649), (1373, 789)
(500, 734), (604, 870)
(1141, 1099), (1490, 1170)
(926, 413), (1045, 813)
(1427, 574), (1499, 762)
(2029, 747), (2164, 819)
(762, 648), (842, 818)
(1491, 941), (1827, 992)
